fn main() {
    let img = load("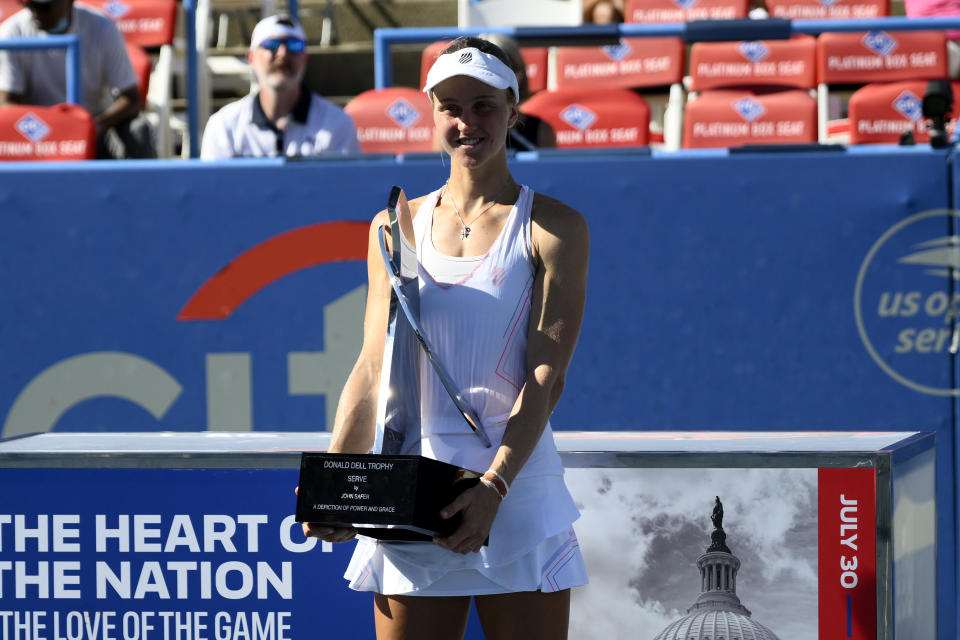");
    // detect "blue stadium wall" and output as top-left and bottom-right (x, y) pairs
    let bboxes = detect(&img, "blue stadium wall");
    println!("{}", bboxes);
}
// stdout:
(0, 146), (957, 637)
